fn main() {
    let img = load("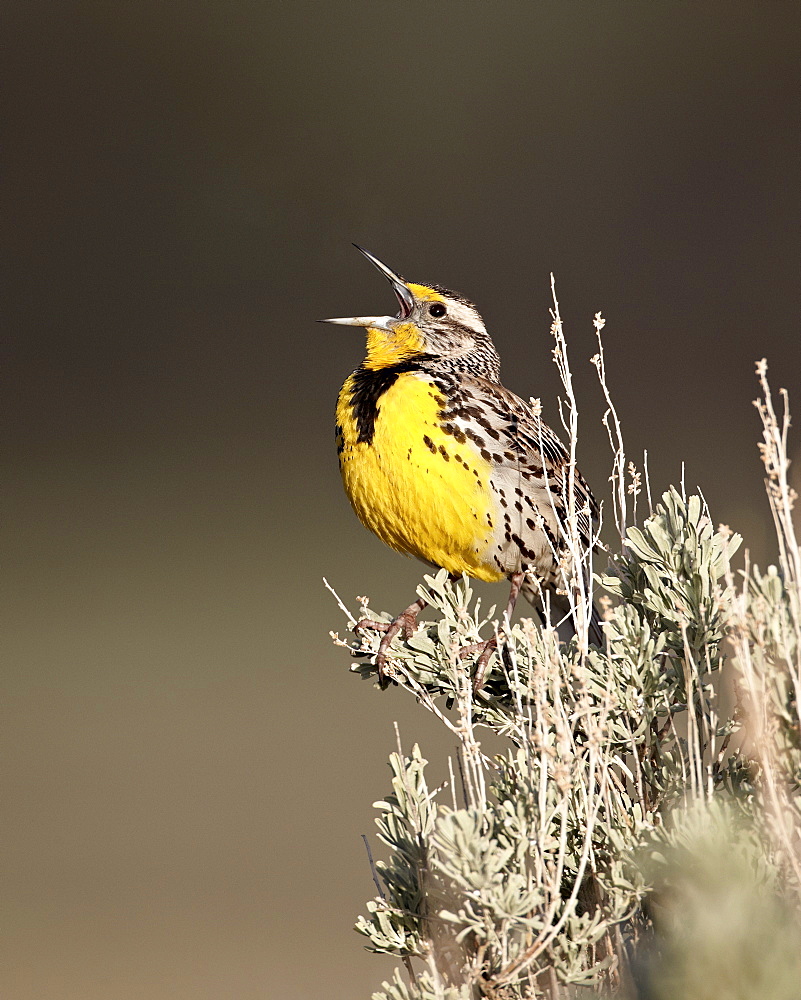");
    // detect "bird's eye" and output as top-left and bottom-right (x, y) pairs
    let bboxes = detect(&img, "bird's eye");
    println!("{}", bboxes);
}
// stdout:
(429, 302), (446, 318)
